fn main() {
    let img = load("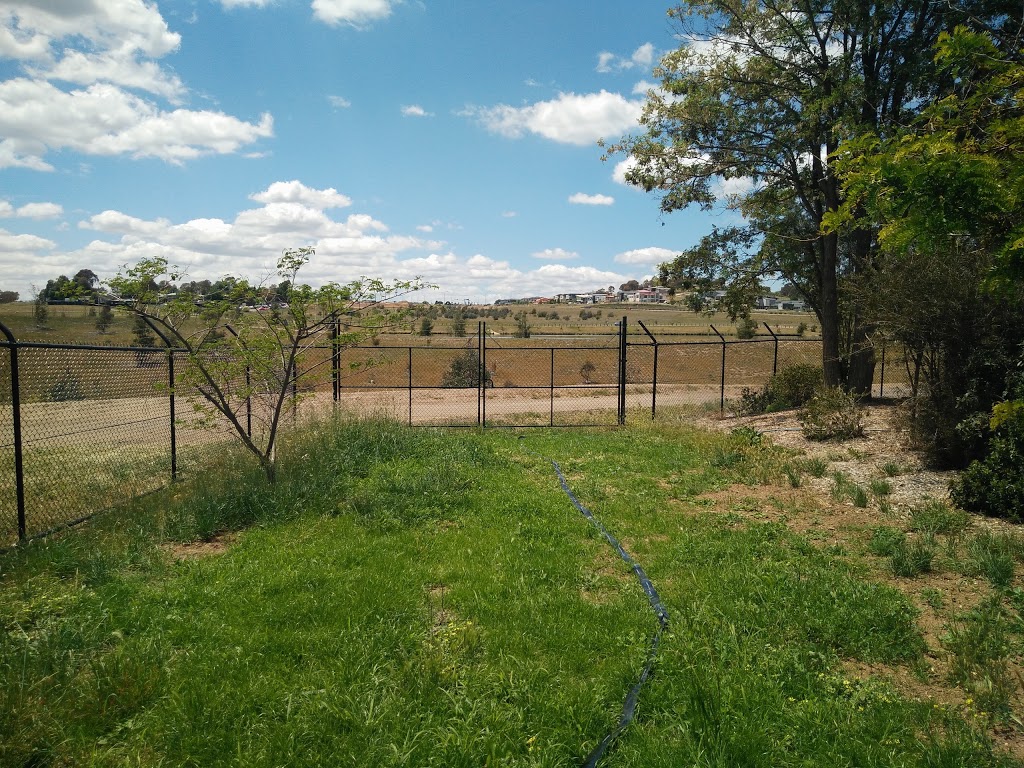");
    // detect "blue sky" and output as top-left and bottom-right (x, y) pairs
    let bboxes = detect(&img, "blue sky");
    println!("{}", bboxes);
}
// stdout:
(0, 0), (727, 302)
